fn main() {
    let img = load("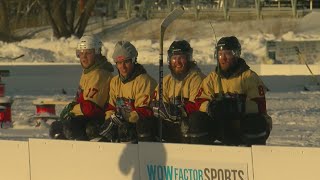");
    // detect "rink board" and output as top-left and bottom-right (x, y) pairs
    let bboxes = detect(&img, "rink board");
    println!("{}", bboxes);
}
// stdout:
(3, 139), (320, 180)
(252, 145), (320, 180)
(28, 139), (139, 180)
(139, 142), (253, 180)
(0, 140), (30, 180)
